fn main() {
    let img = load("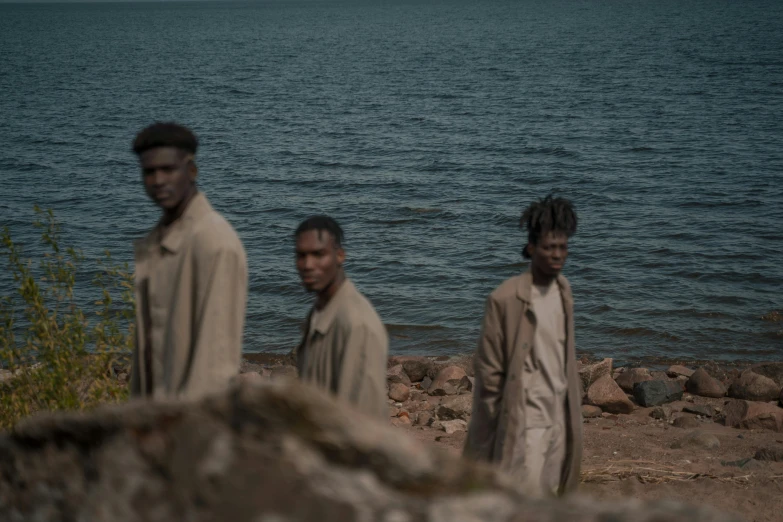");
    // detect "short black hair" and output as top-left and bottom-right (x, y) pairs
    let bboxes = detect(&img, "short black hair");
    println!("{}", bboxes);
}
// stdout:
(132, 122), (198, 156)
(520, 195), (577, 259)
(295, 215), (344, 248)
